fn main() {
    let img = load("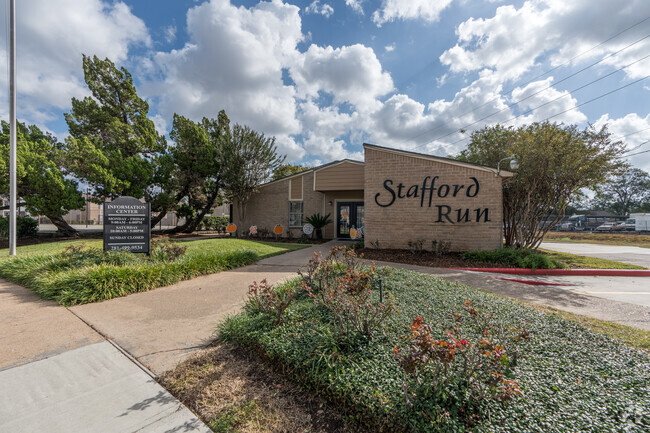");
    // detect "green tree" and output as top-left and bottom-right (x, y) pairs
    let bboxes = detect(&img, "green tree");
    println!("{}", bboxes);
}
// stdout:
(221, 125), (285, 222)
(592, 167), (650, 215)
(458, 122), (625, 248)
(0, 121), (84, 236)
(159, 112), (227, 233)
(62, 55), (166, 204)
(271, 163), (307, 181)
